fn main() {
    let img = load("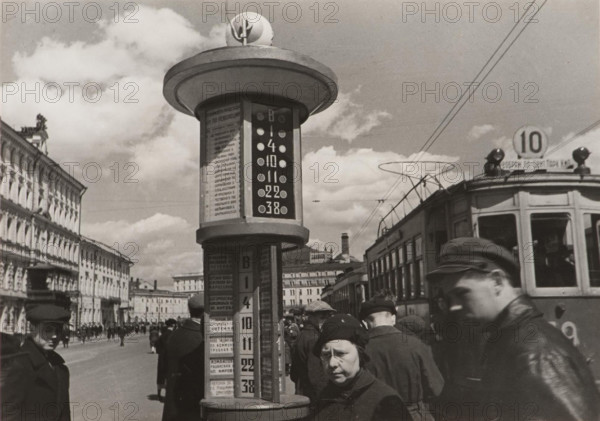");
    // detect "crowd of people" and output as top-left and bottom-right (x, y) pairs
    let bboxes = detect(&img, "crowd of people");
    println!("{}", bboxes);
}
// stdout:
(3, 237), (600, 421)
(287, 237), (600, 421)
